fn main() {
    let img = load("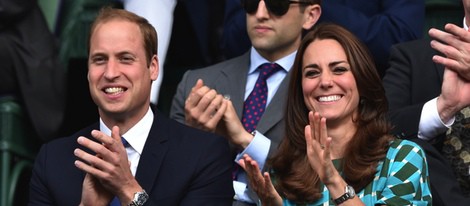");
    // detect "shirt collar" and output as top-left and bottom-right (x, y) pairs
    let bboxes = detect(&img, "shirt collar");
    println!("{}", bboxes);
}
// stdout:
(464, 17), (469, 31)
(248, 47), (296, 74)
(99, 107), (154, 155)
